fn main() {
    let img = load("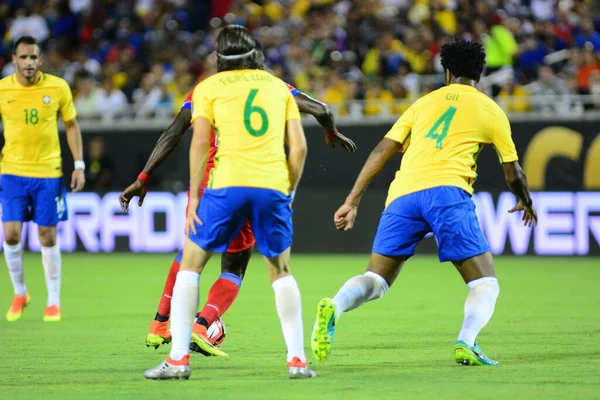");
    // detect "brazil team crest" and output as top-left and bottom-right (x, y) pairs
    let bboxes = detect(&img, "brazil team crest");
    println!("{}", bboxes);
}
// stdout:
(43, 95), (50, 104)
